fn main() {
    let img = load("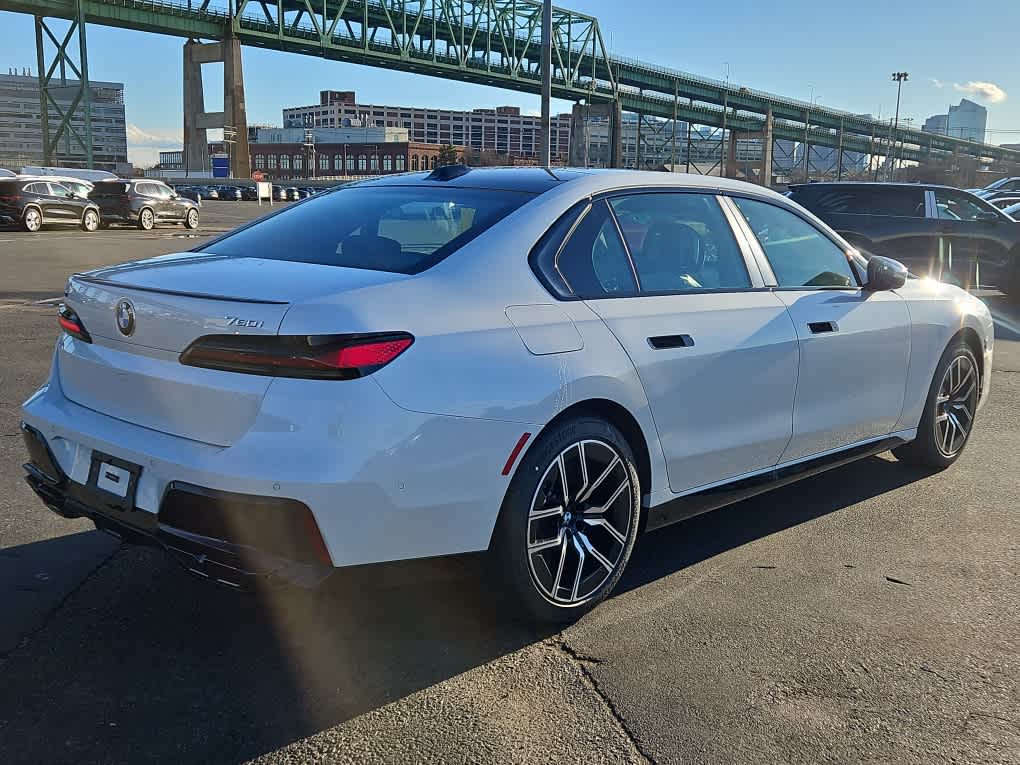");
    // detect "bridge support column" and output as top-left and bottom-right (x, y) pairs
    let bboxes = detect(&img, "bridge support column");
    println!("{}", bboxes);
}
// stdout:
(33, 0), (94, 169)
(569, 100), (622, 168)
(183, 34), (250, 178)
(760, 110), (773, 187)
